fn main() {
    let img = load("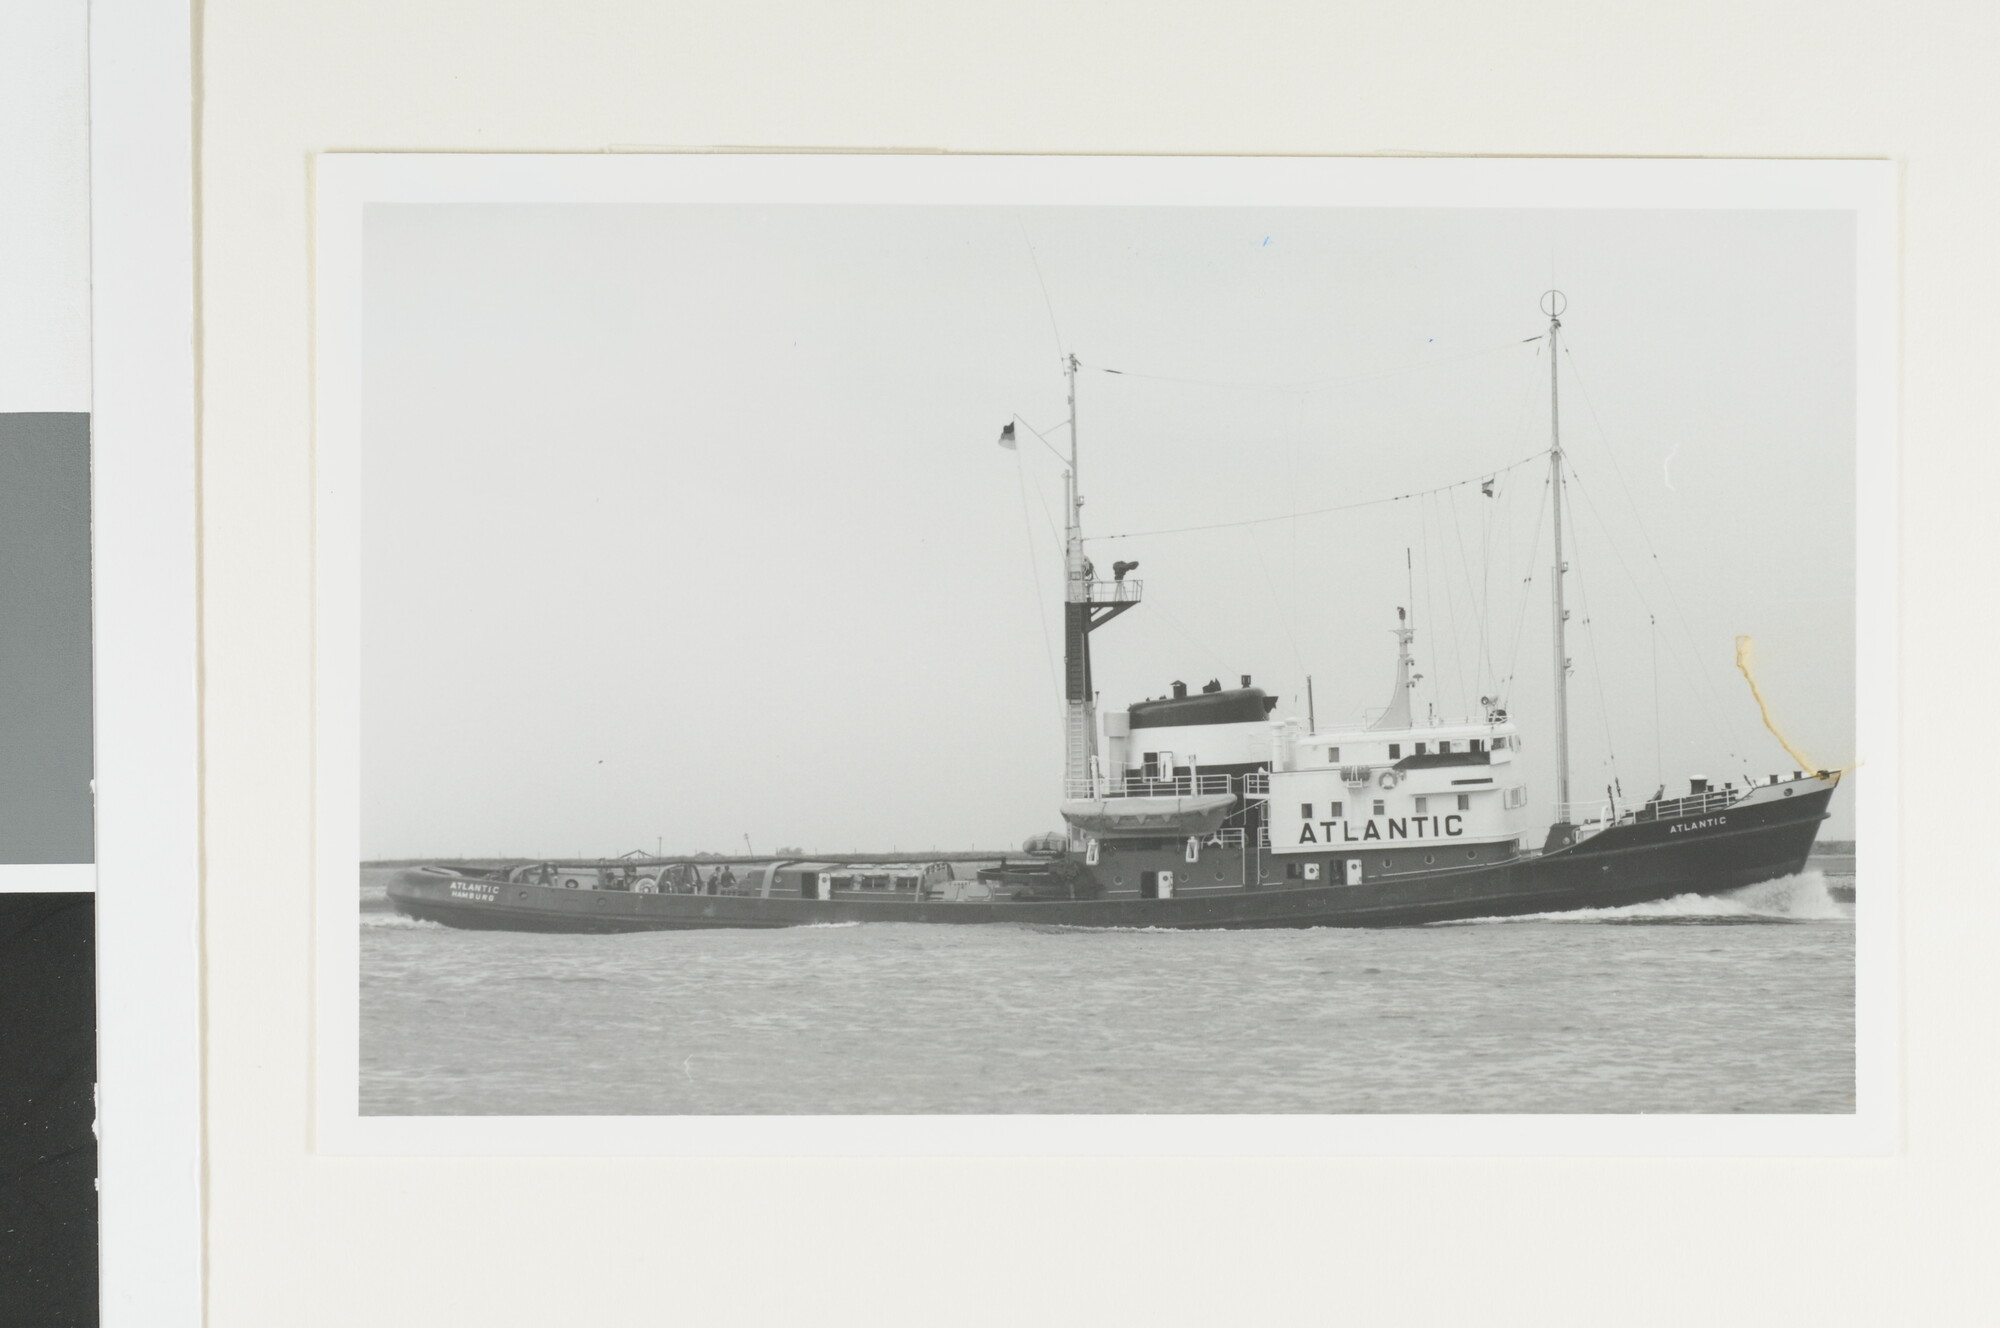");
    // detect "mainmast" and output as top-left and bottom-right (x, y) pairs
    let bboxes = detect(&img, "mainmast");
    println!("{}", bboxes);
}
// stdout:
(1544, 290), (1573, 817)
